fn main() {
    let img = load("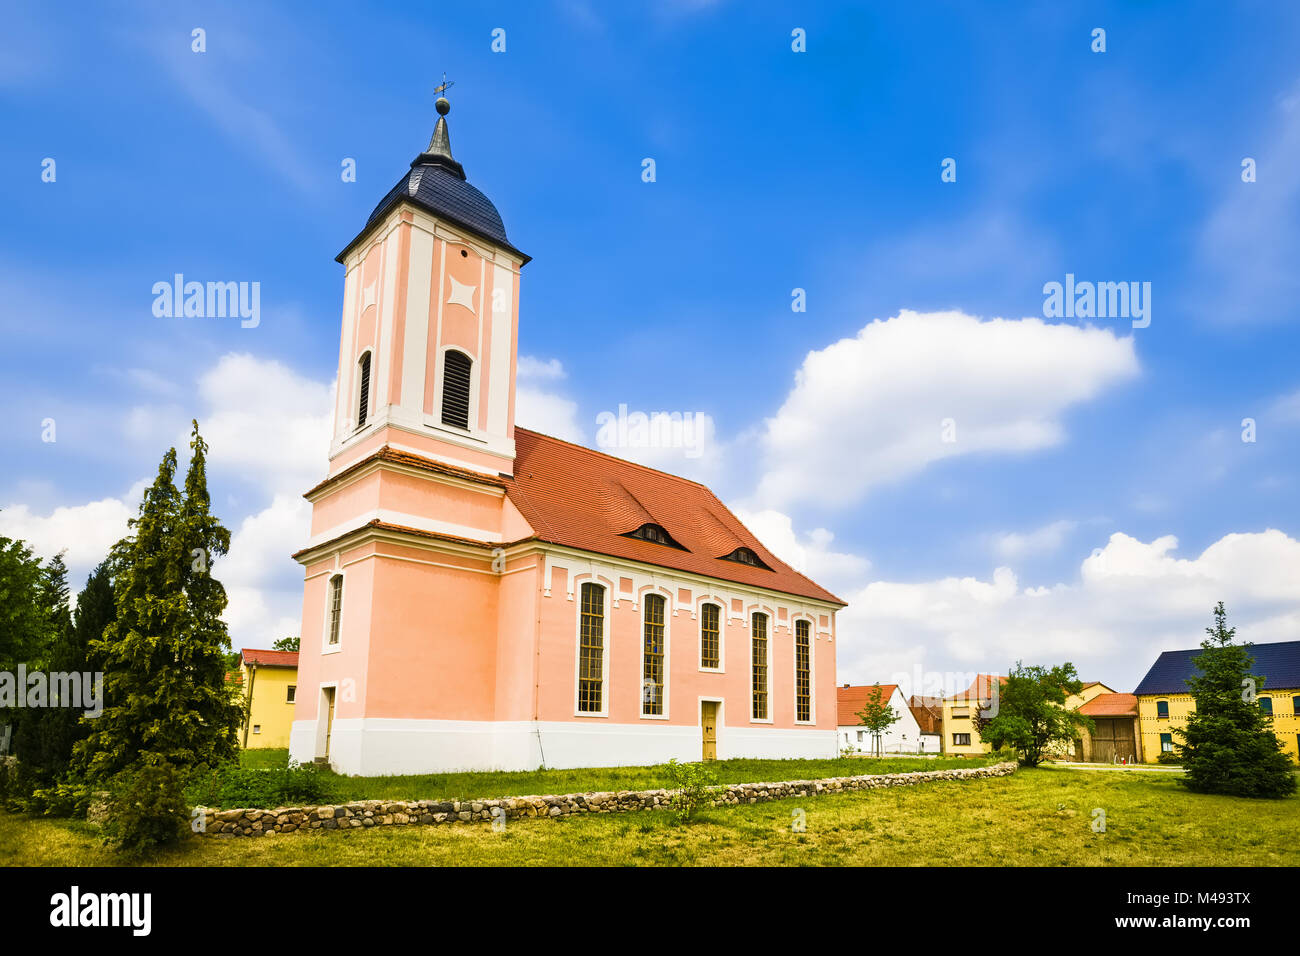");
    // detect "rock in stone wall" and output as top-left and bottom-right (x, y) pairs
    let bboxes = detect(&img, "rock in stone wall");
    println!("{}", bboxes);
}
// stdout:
(195, 761), (1017, 837)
